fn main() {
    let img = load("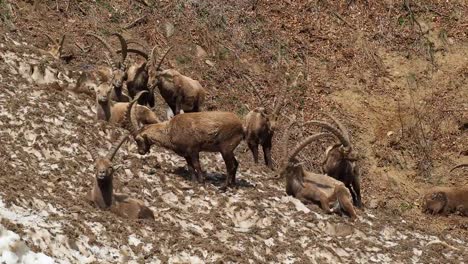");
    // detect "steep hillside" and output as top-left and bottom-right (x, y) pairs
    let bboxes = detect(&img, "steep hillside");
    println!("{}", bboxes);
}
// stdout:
(0, 0), (467, 262)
